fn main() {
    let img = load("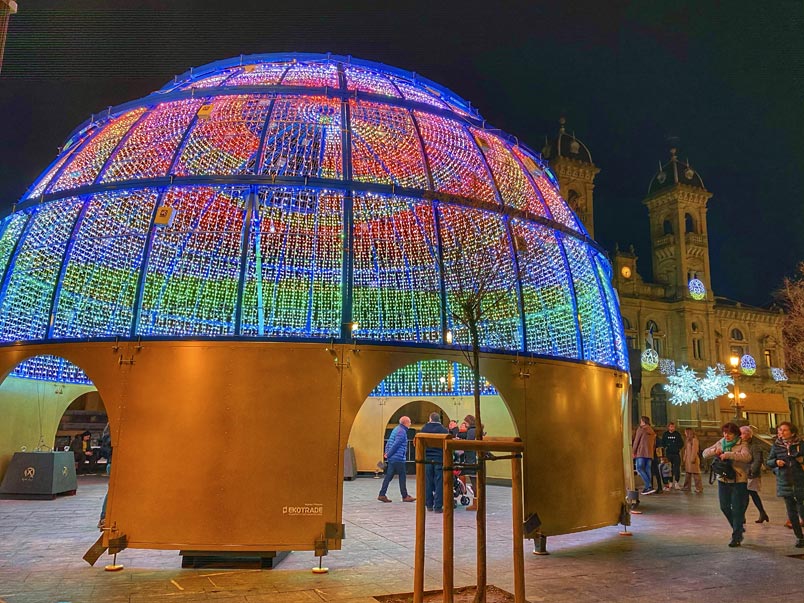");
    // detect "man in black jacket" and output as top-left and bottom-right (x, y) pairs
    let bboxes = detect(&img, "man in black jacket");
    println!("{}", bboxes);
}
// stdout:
(661, 422), (685, 489)
(421, 412), (449, 512)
